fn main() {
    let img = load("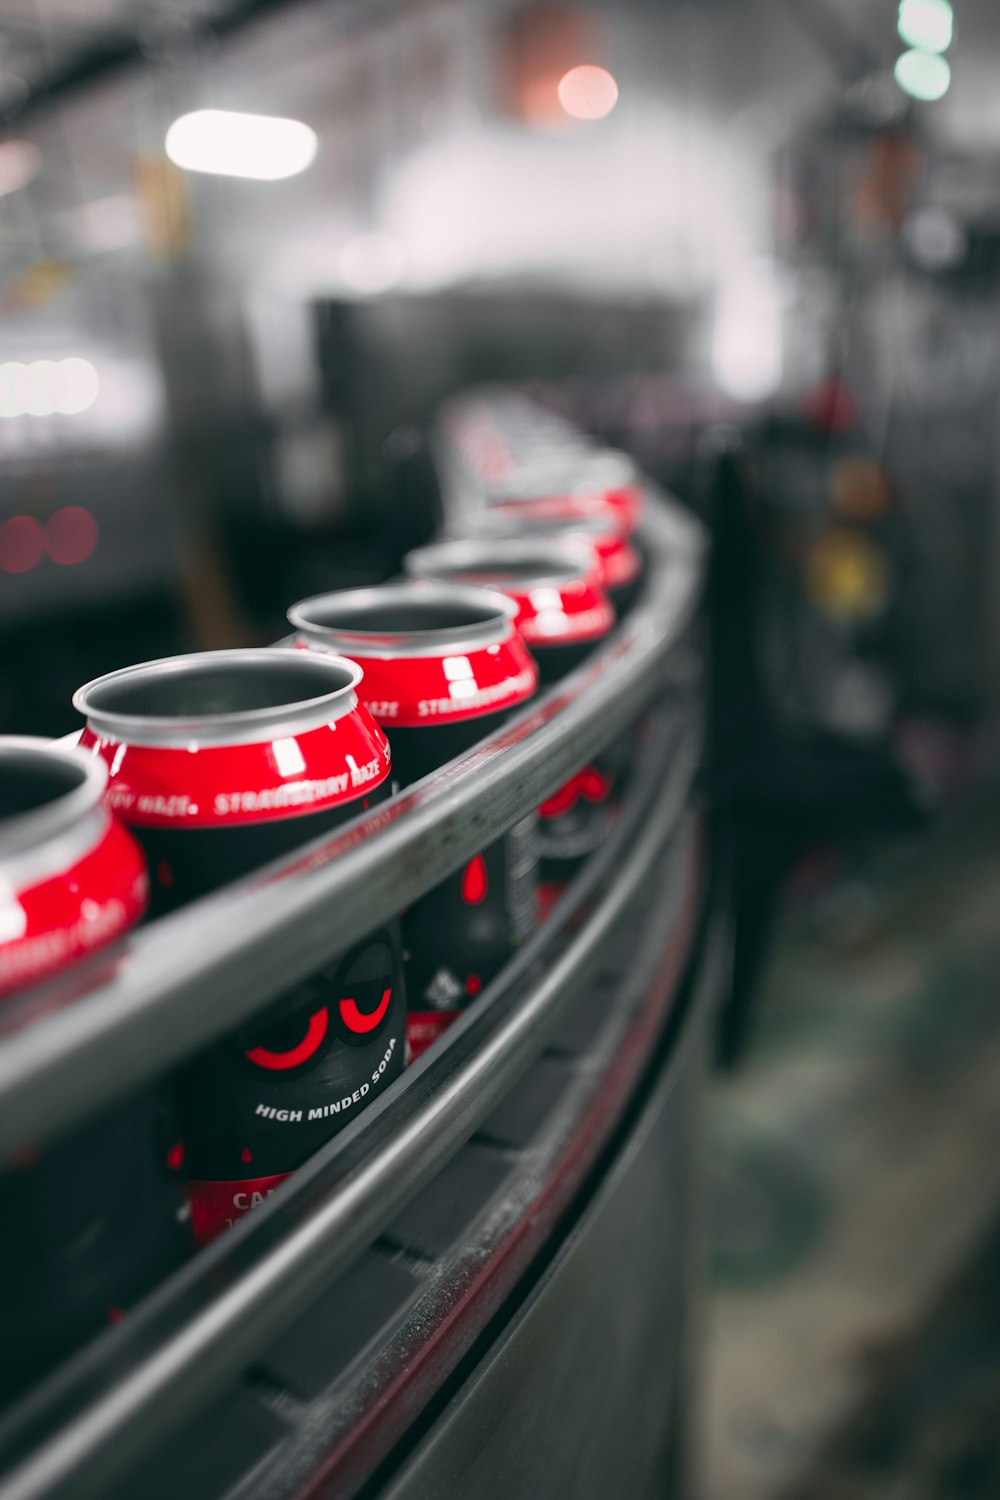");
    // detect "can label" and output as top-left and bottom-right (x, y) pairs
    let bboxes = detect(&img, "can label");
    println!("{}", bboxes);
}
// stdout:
(0, 816), (147, 996)
(538, 762), (617, 849)
(403, 819), (537, 1057)
(402, 827), (535, 1011)
(338, 654), (537, 729)
(187, 1172), (292, 1242)
(406, 1010), (460, 1061)
(79, 717), (390, 828)
(180, 928), (406, 1244)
